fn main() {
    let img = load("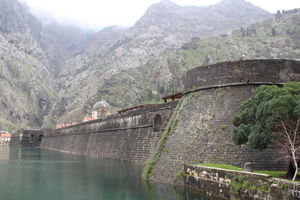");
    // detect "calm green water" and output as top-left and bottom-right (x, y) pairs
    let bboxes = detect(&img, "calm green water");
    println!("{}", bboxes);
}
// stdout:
(0, 145), (215, 200)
